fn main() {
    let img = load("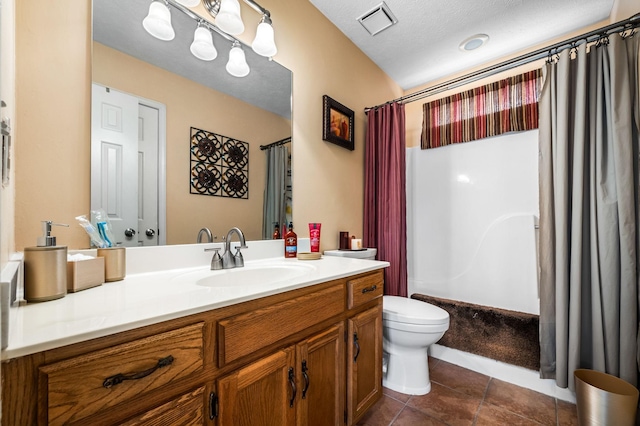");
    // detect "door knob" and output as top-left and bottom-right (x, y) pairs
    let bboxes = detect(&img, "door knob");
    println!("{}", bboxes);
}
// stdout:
(145, 229), (156, 237)
(124, 228), (136, 238)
